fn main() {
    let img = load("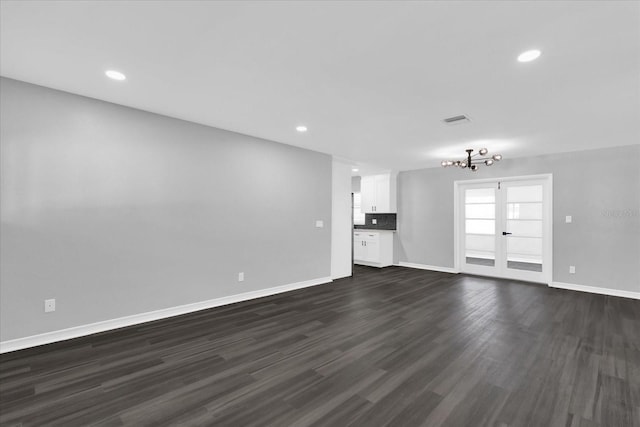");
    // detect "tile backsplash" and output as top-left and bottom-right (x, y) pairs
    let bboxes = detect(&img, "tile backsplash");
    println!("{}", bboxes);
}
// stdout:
(354, 213), (397, 230)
